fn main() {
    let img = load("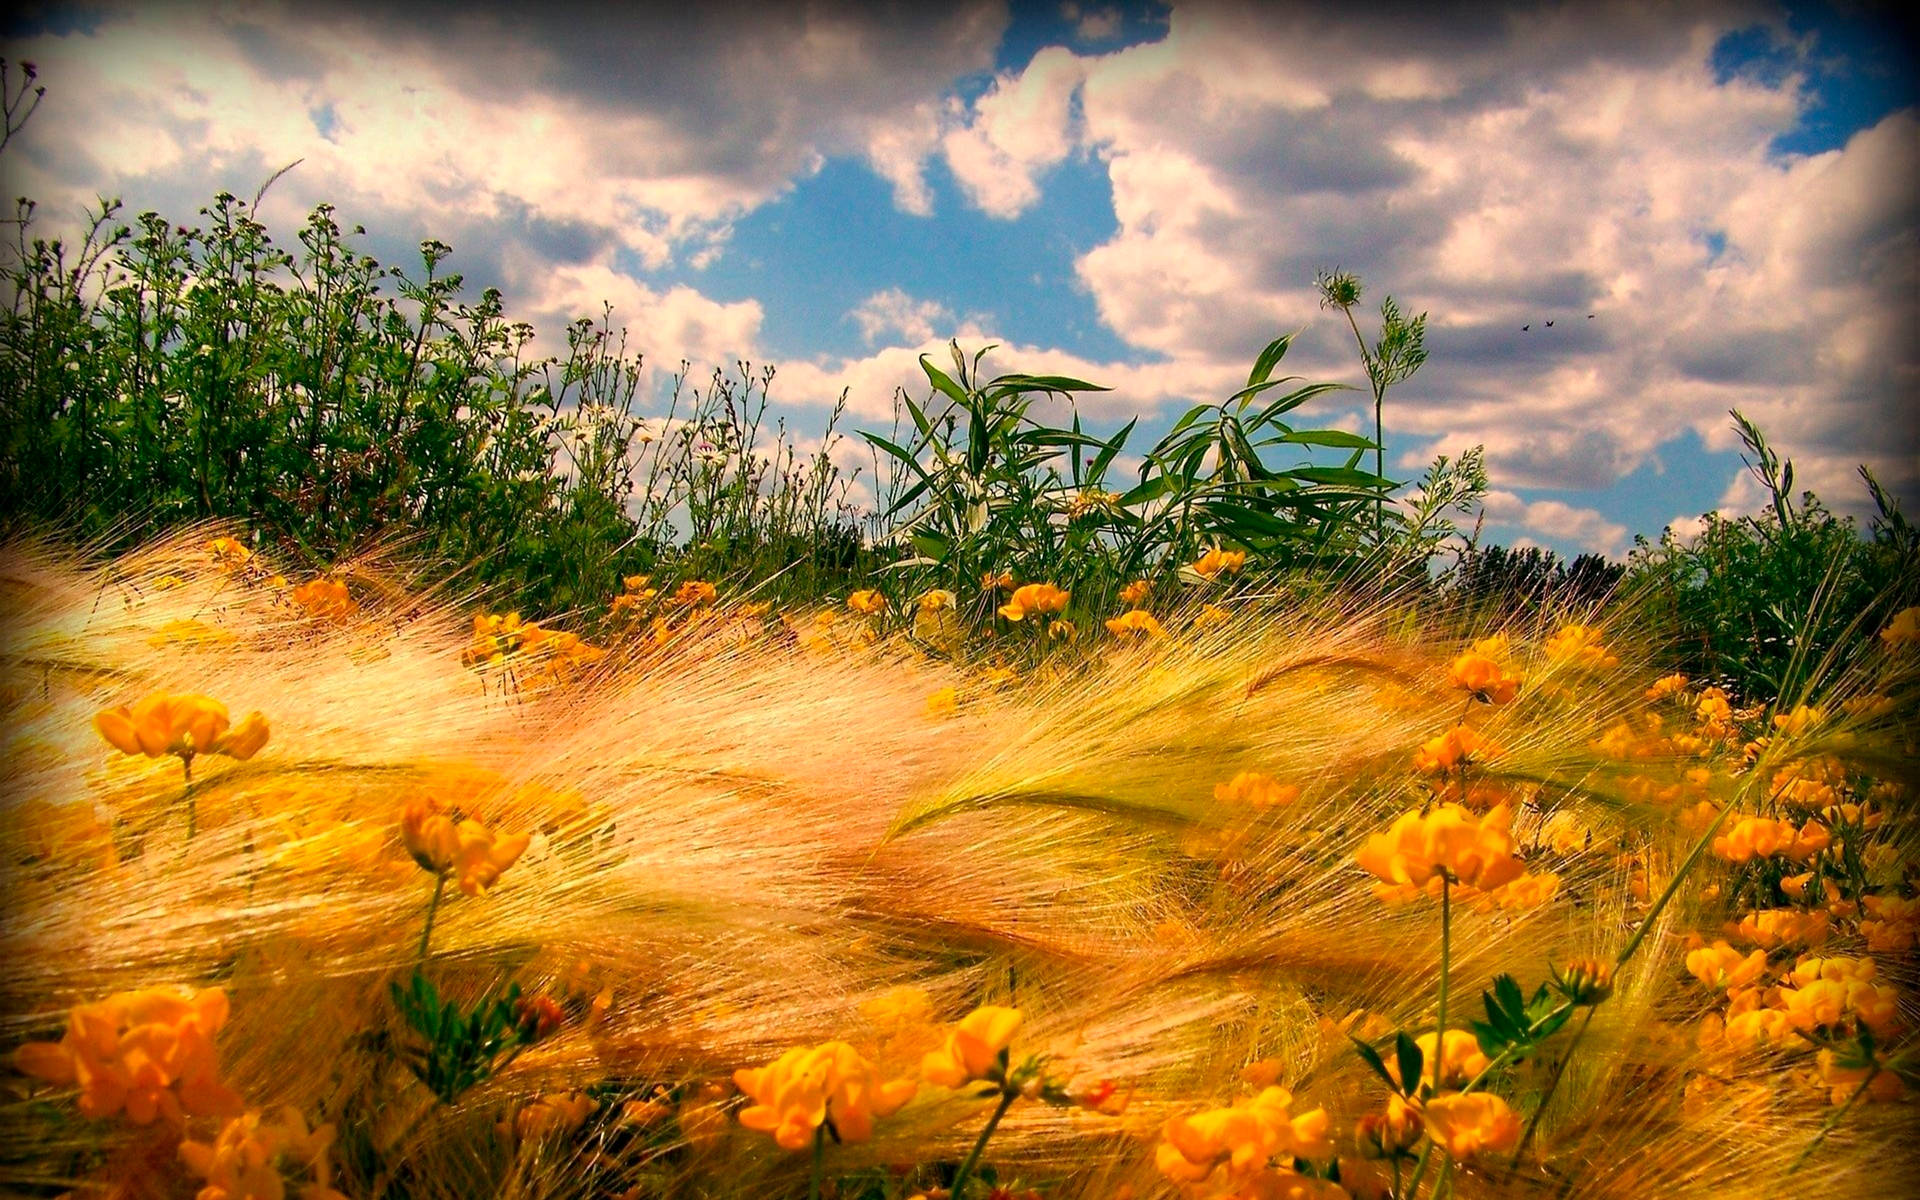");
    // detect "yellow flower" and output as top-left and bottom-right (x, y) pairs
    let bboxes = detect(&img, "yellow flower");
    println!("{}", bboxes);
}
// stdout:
(1155, 1086), (1330, 1185)
(1421, 1091), (1521, 1158)
(94, 693), (269, 765)
(847, 589), (886, 616)
(922, 1005), (1022, 1087)
(1214, 771), (1301, 809)
(205, 536), (253, 567)
(982, 570), (1016, 591)
(1105, 608), (1167, 637)
(1880, 606), (1920, 650)
(1119, 579), (1151, 605)
(1544, 623), (1619, 671)
(734, 1041), (915, 1151)
(1711, 815), (1830, 863)
(13, 986), (243, 1126)
(1047, 618), (1077, 640)
(1384, 1030), (1488, 1091)
(1191, 547), (1247, 579)
(1727, 908), (1830, 950)
(179, 1106), (346, 1200)
(1816, 1049), (1905, 1106)
(1447, 652), (1521, 705)
(1411, 726), (1495, 773)
(1685, 940), (1769, 990)
(1355, 1094), (1423, 1158)
(925, 686), (959, 717)
(399, 798), (531, 897)
(674, 580), (718, 607)
(1353, 803), (1526, 892)
(289, 578), (357, 622)
(1644, 673), (1689, 702)
(998, 582), (1069, 622)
